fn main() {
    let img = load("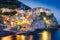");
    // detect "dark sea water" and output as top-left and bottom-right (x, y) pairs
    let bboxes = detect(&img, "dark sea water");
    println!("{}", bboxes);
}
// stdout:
(0, 30), (60, 40)
(51, 30), (60, 40)
(32, 30), (60, 40)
